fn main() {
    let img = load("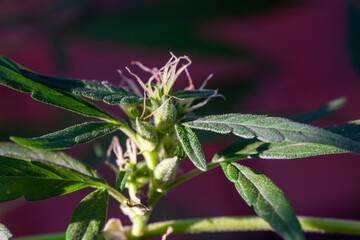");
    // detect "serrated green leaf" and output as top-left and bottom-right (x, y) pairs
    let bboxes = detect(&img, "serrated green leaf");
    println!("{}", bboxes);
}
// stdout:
(0, 156), (103, 201)
(258, 142), (346, 159)
(116, 170), (131, 192)
(175, 124), (207, 171)
(0, 142), (103, 180)
(173, 90), (217, 99)
(214, 139), (347, 161)
(221, 162), (304, 240)
(185, 114), (360, 154)
(66, 188), (108, 240)
(0, 224), (12, 239)
(0, 56), (118, 122)
(292, 97), (346, 124)
(213, 120), (360, 161)
(21, 69), (141, 106)
(11, 122), (121, 150)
